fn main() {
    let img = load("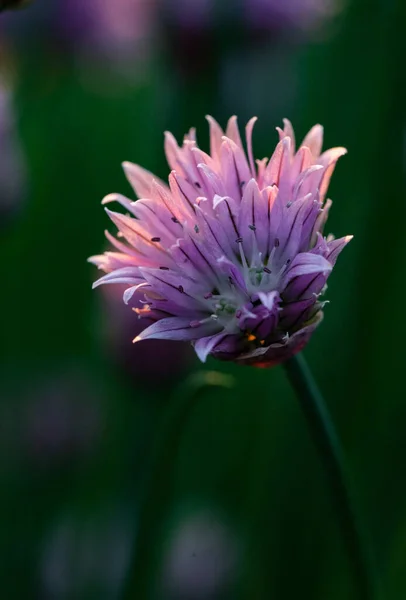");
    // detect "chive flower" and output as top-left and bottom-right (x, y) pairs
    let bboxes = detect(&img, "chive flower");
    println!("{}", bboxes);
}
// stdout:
(89, 117), (351, 366)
